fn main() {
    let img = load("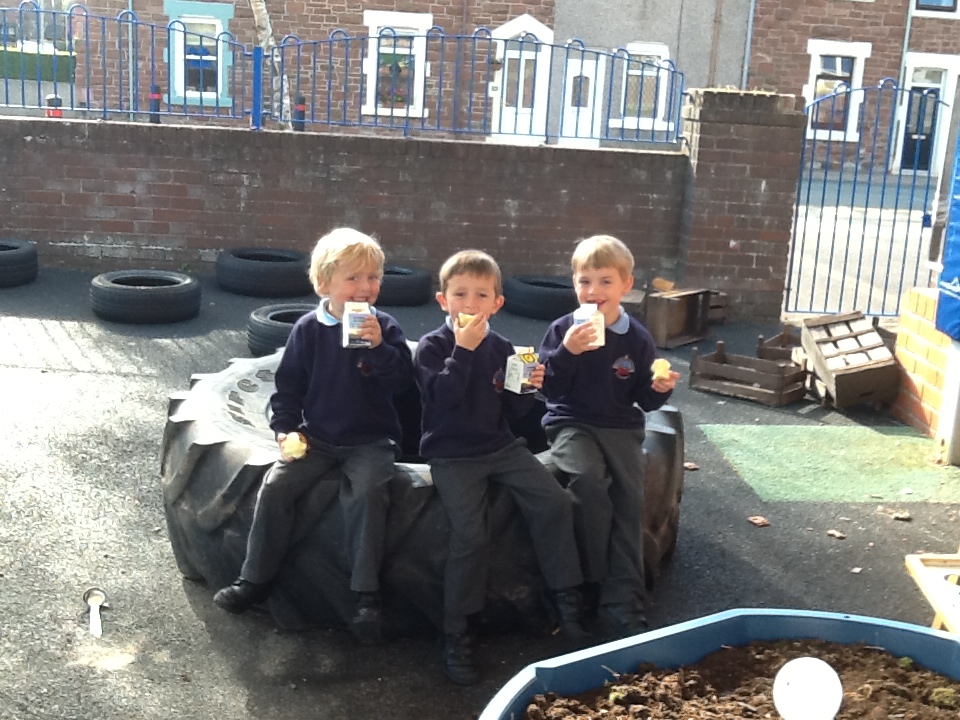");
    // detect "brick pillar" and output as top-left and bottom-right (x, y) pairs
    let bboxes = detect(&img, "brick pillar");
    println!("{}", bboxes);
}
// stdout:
(679, 90), (806, 321)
